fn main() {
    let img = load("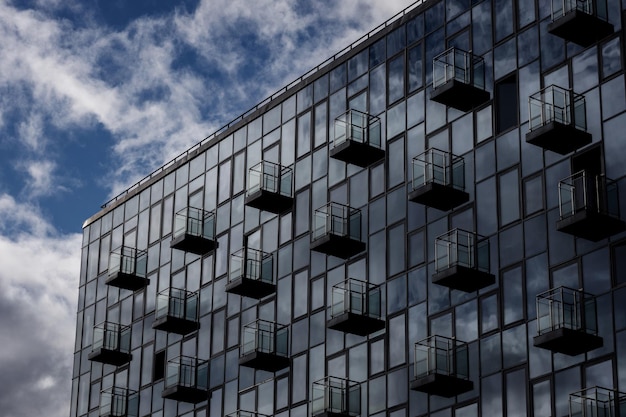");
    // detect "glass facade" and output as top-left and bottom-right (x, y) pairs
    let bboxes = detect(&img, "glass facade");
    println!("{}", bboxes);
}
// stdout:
(71, 0), (626, 416)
